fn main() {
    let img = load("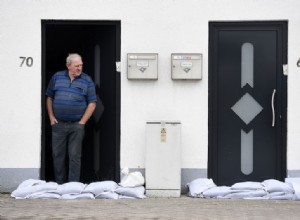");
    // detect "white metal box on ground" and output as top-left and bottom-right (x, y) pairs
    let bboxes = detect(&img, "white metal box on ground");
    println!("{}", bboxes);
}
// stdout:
(145, 121), (181, 197)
